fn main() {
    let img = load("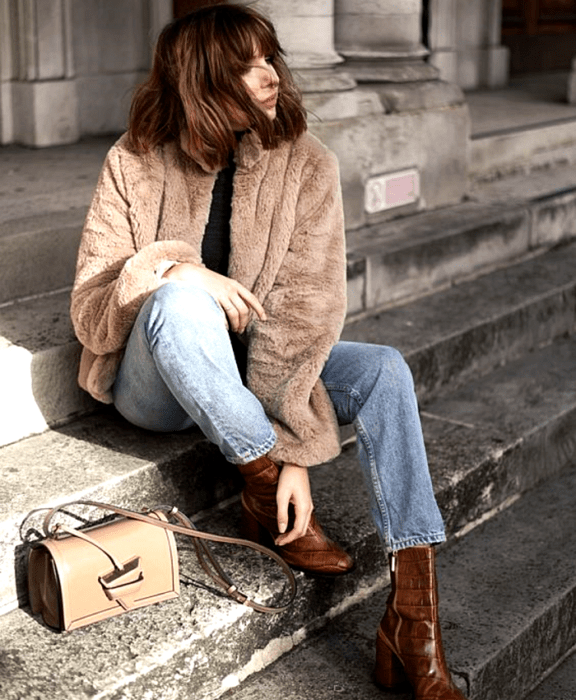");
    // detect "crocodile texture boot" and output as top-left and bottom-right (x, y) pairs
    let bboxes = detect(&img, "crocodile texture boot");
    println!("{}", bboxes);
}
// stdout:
(375, 546), (467, 699)
(238, 455), (354, 576)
